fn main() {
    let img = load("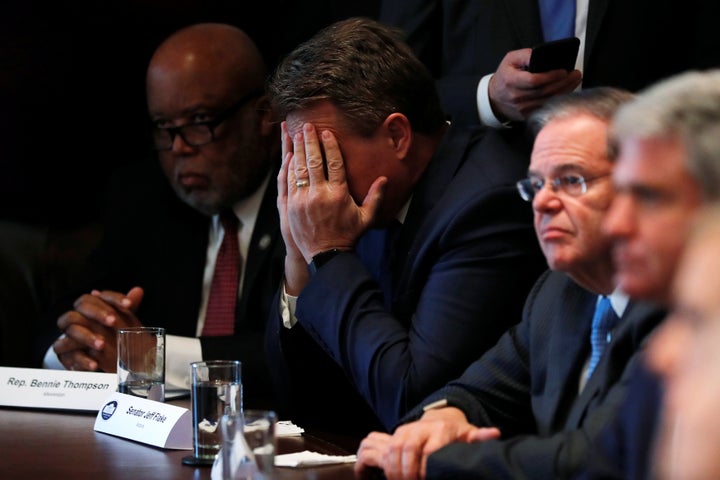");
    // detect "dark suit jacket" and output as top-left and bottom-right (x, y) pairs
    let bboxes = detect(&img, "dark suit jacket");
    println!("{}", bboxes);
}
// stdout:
(401, 270), (666, 479)
(265, 124), (548, 435)
(574, 361), (664, 480)
(46, 159), (285, 409)
(380, 0), (720, 125)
